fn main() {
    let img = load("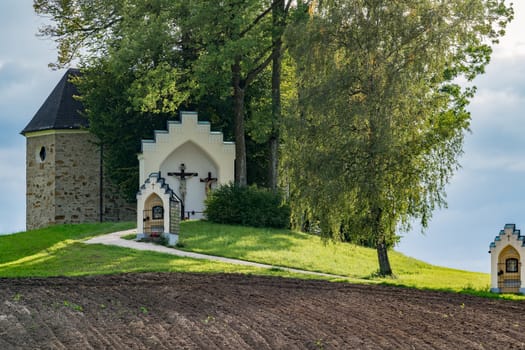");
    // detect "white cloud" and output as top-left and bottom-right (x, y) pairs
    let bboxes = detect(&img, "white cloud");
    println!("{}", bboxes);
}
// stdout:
(493, 1), (525, 59)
